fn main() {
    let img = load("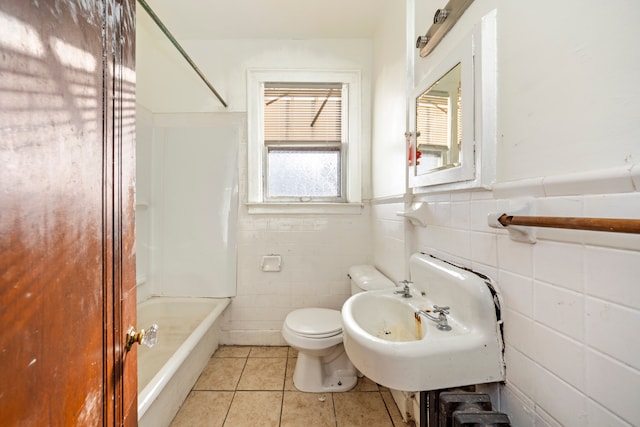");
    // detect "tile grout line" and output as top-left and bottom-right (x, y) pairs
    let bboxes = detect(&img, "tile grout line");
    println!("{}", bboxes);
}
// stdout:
(331, 393), (338, 427)
(224, 352), (247, 427)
